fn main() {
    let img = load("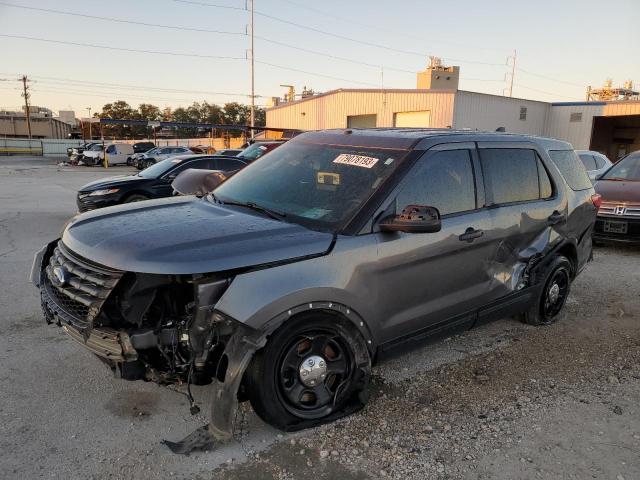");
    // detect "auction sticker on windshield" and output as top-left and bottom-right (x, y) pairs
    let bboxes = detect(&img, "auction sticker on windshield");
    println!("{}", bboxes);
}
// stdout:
(333, 153), (379, 168)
